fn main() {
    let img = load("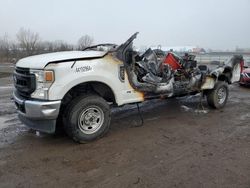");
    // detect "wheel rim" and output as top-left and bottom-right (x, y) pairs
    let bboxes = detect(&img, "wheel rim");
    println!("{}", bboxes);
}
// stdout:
(78, 106), (104, 134)
(217, 87), (227, 104)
